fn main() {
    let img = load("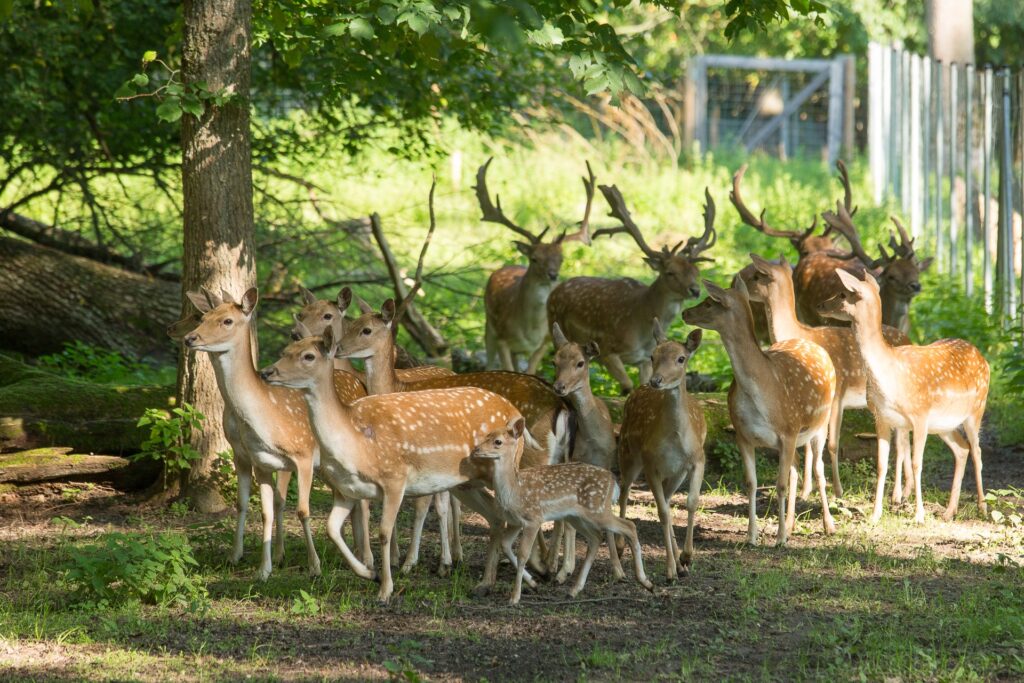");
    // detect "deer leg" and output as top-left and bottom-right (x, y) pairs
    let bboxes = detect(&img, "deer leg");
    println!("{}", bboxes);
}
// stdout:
(455, 488), (536, 588)
(377, 485), (406, 603)
(776, 437), (797, 547)
(255, 468), (277, 581)
(484, 321), (500, 371)
(273, 470), (291, 564)
(294, 462), (321, 577)
(939, 430), (970, 522)
(611, 515), (653, 591)
(545, 521), (564, 574)
(637, 359), (653, 386)
(647, 472), (679, 580)
(402, 496), (431, 574)
(738, 435), (759, 546)
(511, 522), (542, 605)
(525, 339), (549, 376)
(966, 411), (986, 518)
(230, 455), (252, 565)
(497, 340), (515, 372)
(433, 491), (453, 577)
(827, 395), (845, 498)
(899, 431), (914, 503)
(555, 525), (576, 584)
(786, 458), (799, 535)
(602, 354), (634, 395)
(681, 460), (704, 570)
(909, 422), (929, 524)
(326, 493), (375, 580)
(617, 456), (642, 557)
(799, 443), (814, 501)
(567, 522), (602, 598)
(351, 499), (374, 570)
(450, 495), (463, 564)
(605, 527), (626, 581)
(663, 471), (689, 563)
(812, 430), (836, 535)
(870, 422), (893, 524)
